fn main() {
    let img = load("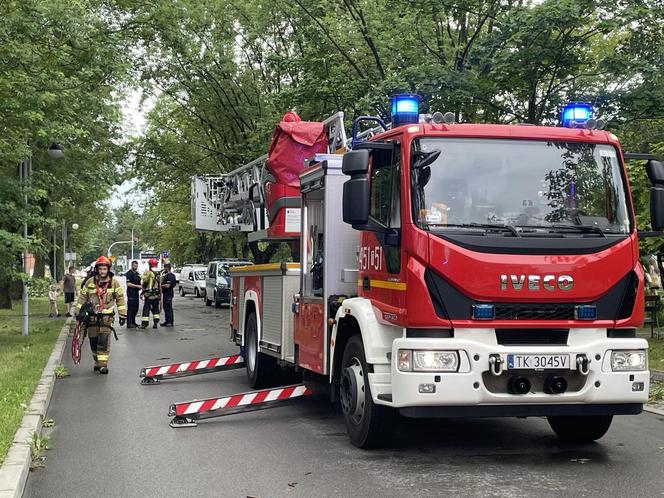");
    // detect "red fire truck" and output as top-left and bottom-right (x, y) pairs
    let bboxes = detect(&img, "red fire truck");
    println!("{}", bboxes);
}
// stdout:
(182, 97), (662, 448)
